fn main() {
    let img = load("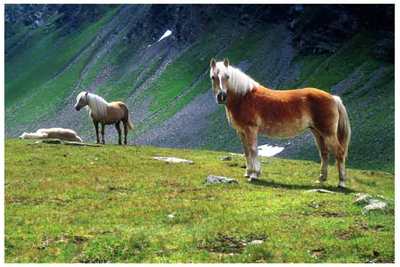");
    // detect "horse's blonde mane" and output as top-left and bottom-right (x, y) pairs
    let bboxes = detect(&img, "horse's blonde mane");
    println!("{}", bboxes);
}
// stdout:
(214, 62), (258, 95)
(78, 92), (108, 122)
(227, 66), (259, 95)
